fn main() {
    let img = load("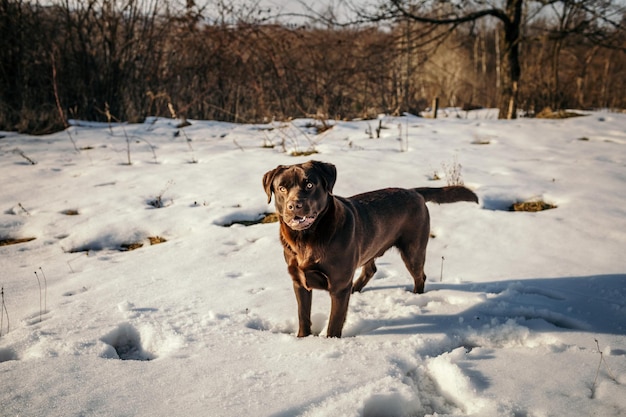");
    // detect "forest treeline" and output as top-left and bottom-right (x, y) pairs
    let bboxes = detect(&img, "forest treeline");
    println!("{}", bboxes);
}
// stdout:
(1, 0), (625, 134)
